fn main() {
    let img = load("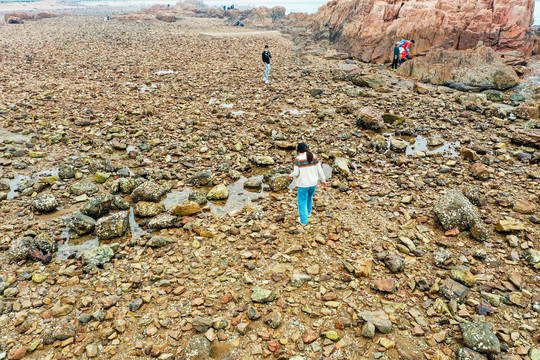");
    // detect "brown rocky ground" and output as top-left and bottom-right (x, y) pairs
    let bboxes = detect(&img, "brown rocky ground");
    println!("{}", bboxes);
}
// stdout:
(0, 13), (538, 360)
